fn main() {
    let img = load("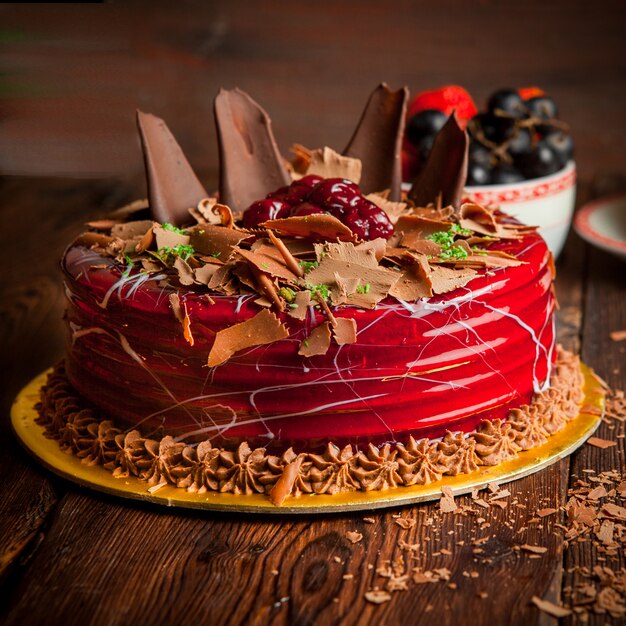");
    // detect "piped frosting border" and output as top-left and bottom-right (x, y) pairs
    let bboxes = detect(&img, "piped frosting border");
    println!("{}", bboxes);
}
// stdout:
(35, 347), (583, 506)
